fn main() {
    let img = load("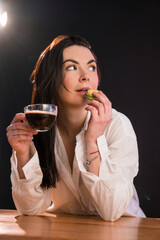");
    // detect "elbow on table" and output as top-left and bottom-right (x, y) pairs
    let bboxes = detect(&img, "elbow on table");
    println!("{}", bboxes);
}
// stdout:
(12, 195), (50, 216)
(12, 186), (51, 216)
(14, 204), (48, 216)
(99, 185), (133, 221)
(100, 203), (131, 222)
(101, 210), (124, 222)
